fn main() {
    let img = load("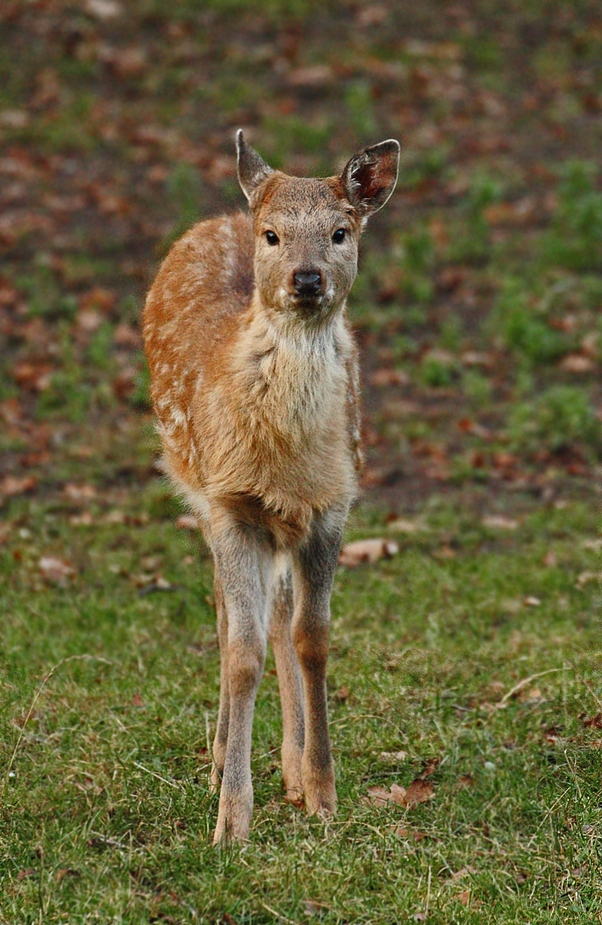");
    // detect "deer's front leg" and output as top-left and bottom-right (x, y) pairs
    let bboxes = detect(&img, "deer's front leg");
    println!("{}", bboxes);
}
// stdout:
(292, 511), (344, 818)
(211, 521), (270, 844)
(269, 563), (304, 804)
